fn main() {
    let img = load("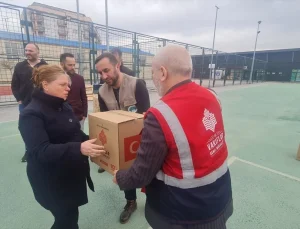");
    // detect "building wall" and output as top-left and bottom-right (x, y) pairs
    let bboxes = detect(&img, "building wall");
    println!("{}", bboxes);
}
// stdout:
(0, 39), (153, 84)
(236, 50), (300, 81)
